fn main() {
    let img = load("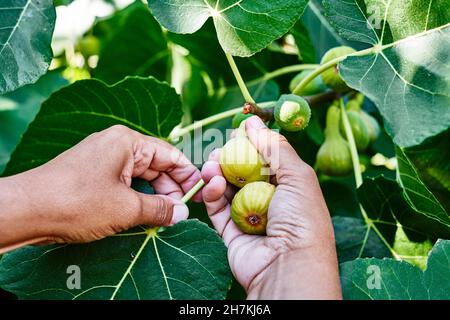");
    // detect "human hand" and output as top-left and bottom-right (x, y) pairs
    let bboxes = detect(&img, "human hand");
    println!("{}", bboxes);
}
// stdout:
(201, 116), (341, 299)
(0, 125), (201, 250)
